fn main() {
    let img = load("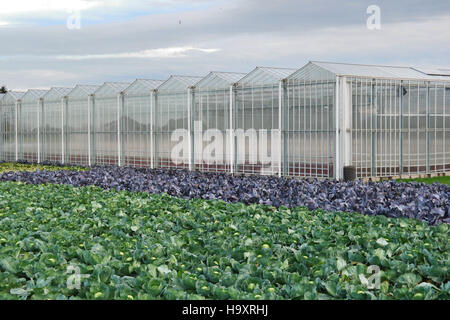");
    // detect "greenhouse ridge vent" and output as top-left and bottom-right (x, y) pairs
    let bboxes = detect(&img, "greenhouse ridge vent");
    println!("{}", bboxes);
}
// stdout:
(1, 61), (450, 180)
